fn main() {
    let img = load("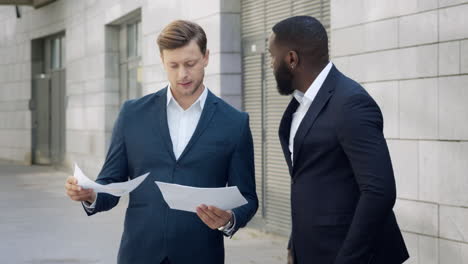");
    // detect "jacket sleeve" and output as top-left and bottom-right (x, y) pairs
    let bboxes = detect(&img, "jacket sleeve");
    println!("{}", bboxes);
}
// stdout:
(228, 113), (259, 236)
(334, 93), (396, 264)
(83, 101), (130, 216)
